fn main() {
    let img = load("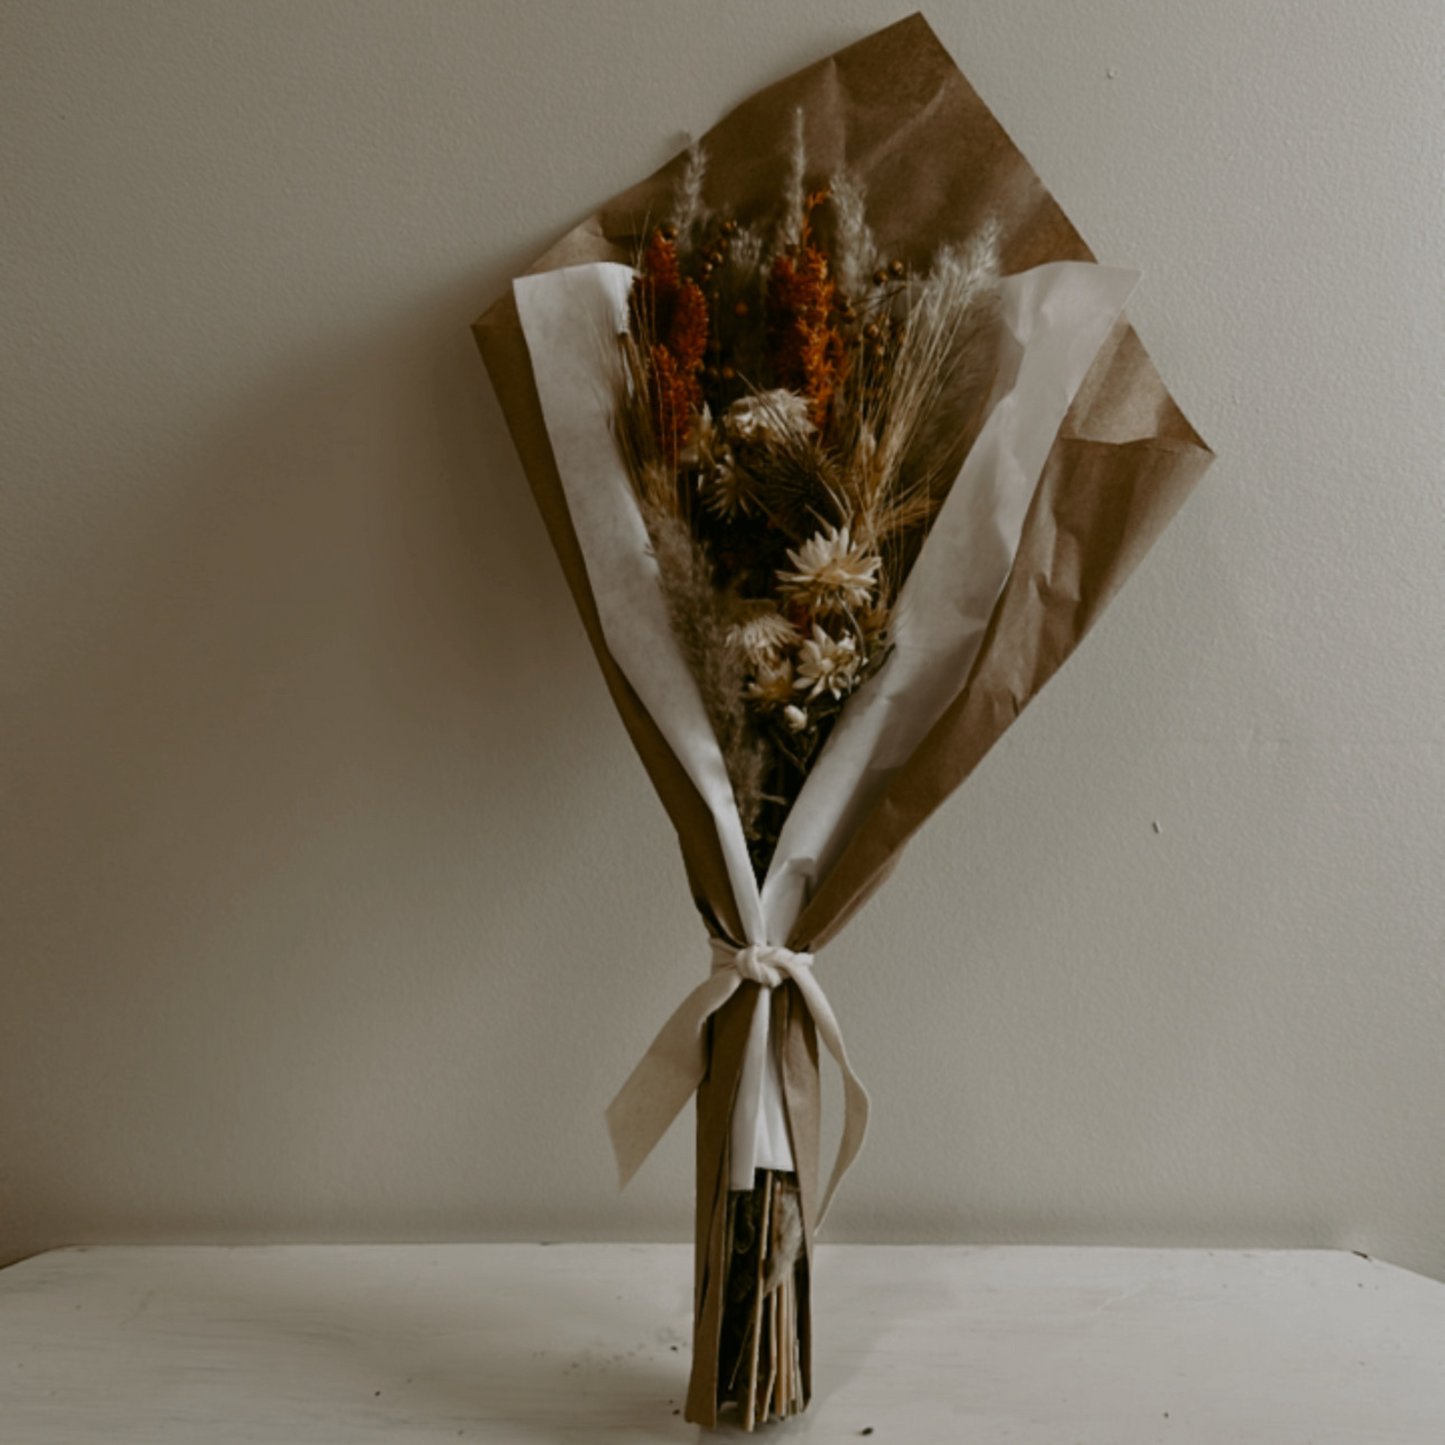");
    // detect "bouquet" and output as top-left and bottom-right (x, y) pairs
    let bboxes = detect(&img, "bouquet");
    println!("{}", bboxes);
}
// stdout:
(475, 15), (1212, 1428)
